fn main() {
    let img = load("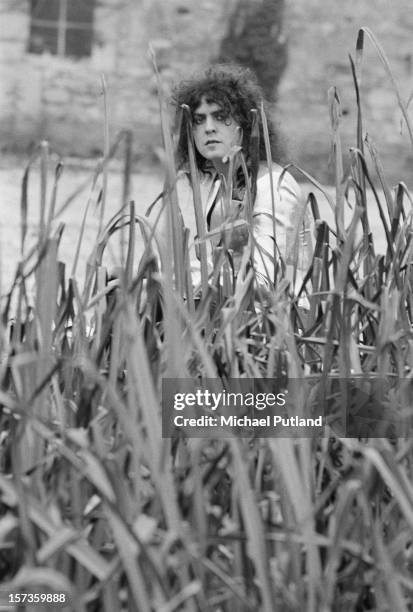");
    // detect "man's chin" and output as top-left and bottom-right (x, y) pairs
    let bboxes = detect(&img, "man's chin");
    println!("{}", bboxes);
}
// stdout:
(202, 151), (225, 163)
